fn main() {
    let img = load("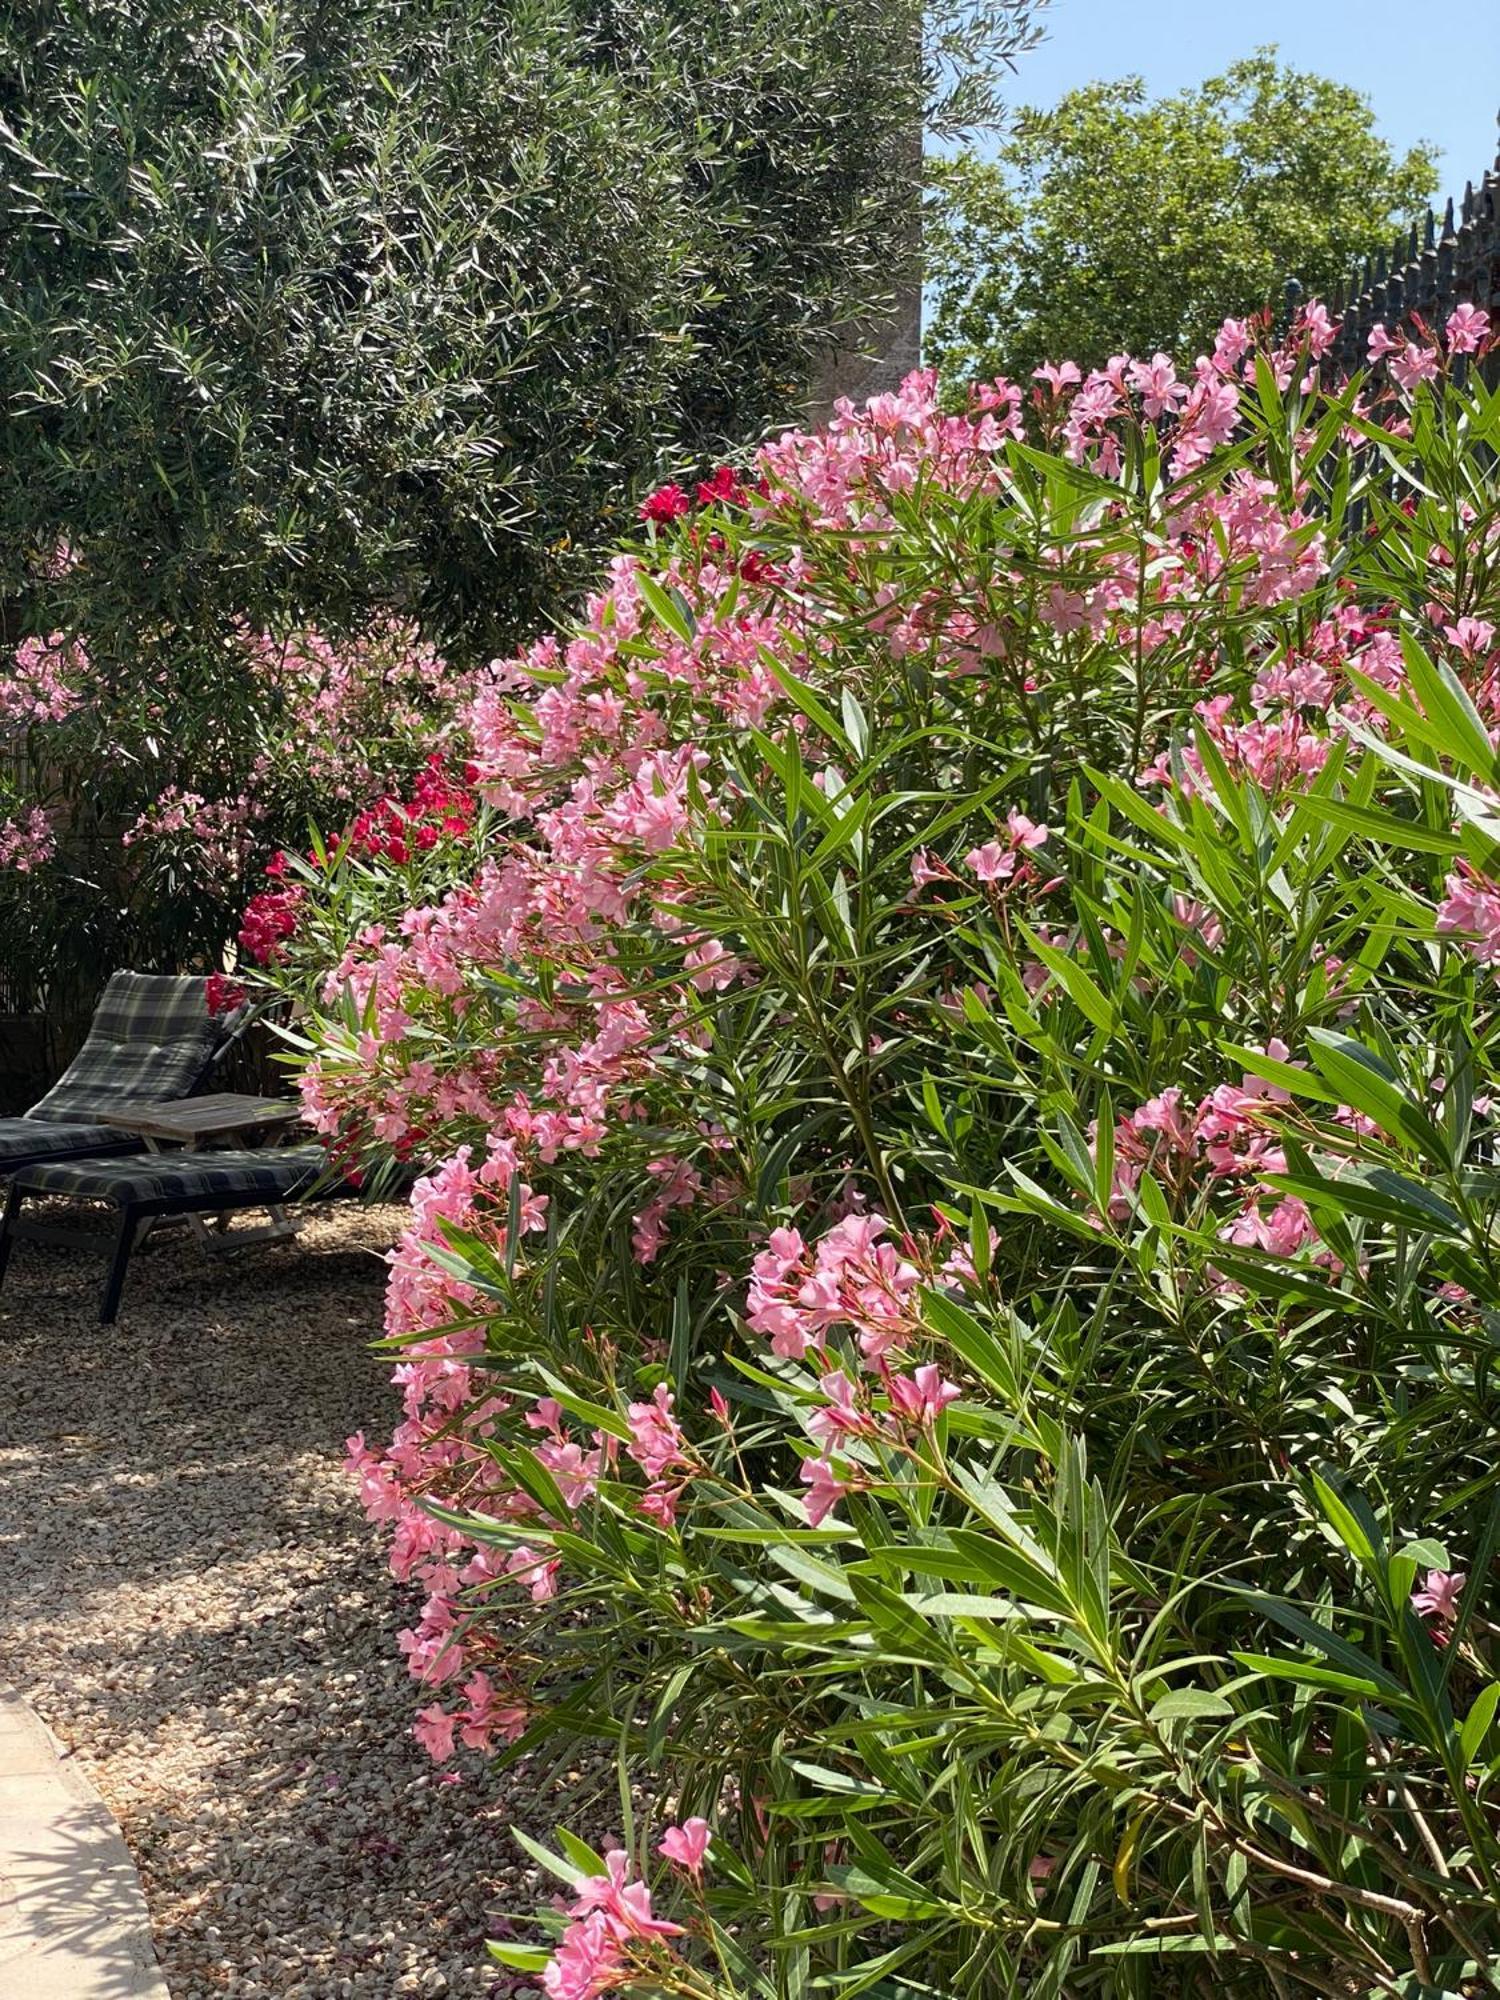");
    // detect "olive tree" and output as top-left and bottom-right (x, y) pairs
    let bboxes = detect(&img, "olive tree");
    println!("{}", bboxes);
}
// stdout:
(1, 0), (1035, 663)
